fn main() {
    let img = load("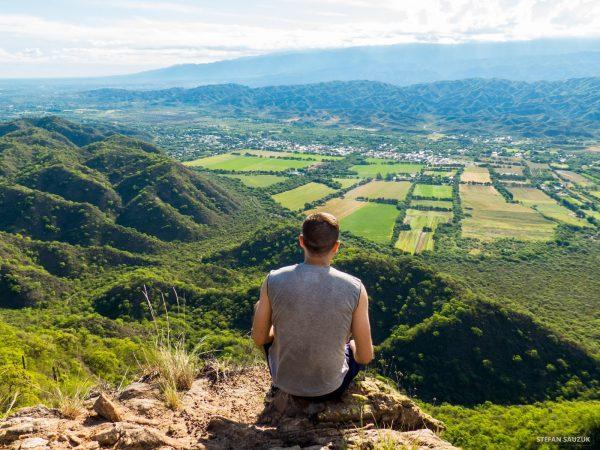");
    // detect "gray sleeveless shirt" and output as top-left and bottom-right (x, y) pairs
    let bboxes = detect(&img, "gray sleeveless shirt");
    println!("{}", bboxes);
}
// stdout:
(267, 263), (362, 397)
